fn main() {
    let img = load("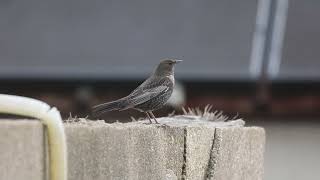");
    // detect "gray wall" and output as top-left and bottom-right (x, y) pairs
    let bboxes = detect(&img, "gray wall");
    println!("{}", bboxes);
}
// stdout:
(0, 0), (258, 80)
(1, 0), (319, 81)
